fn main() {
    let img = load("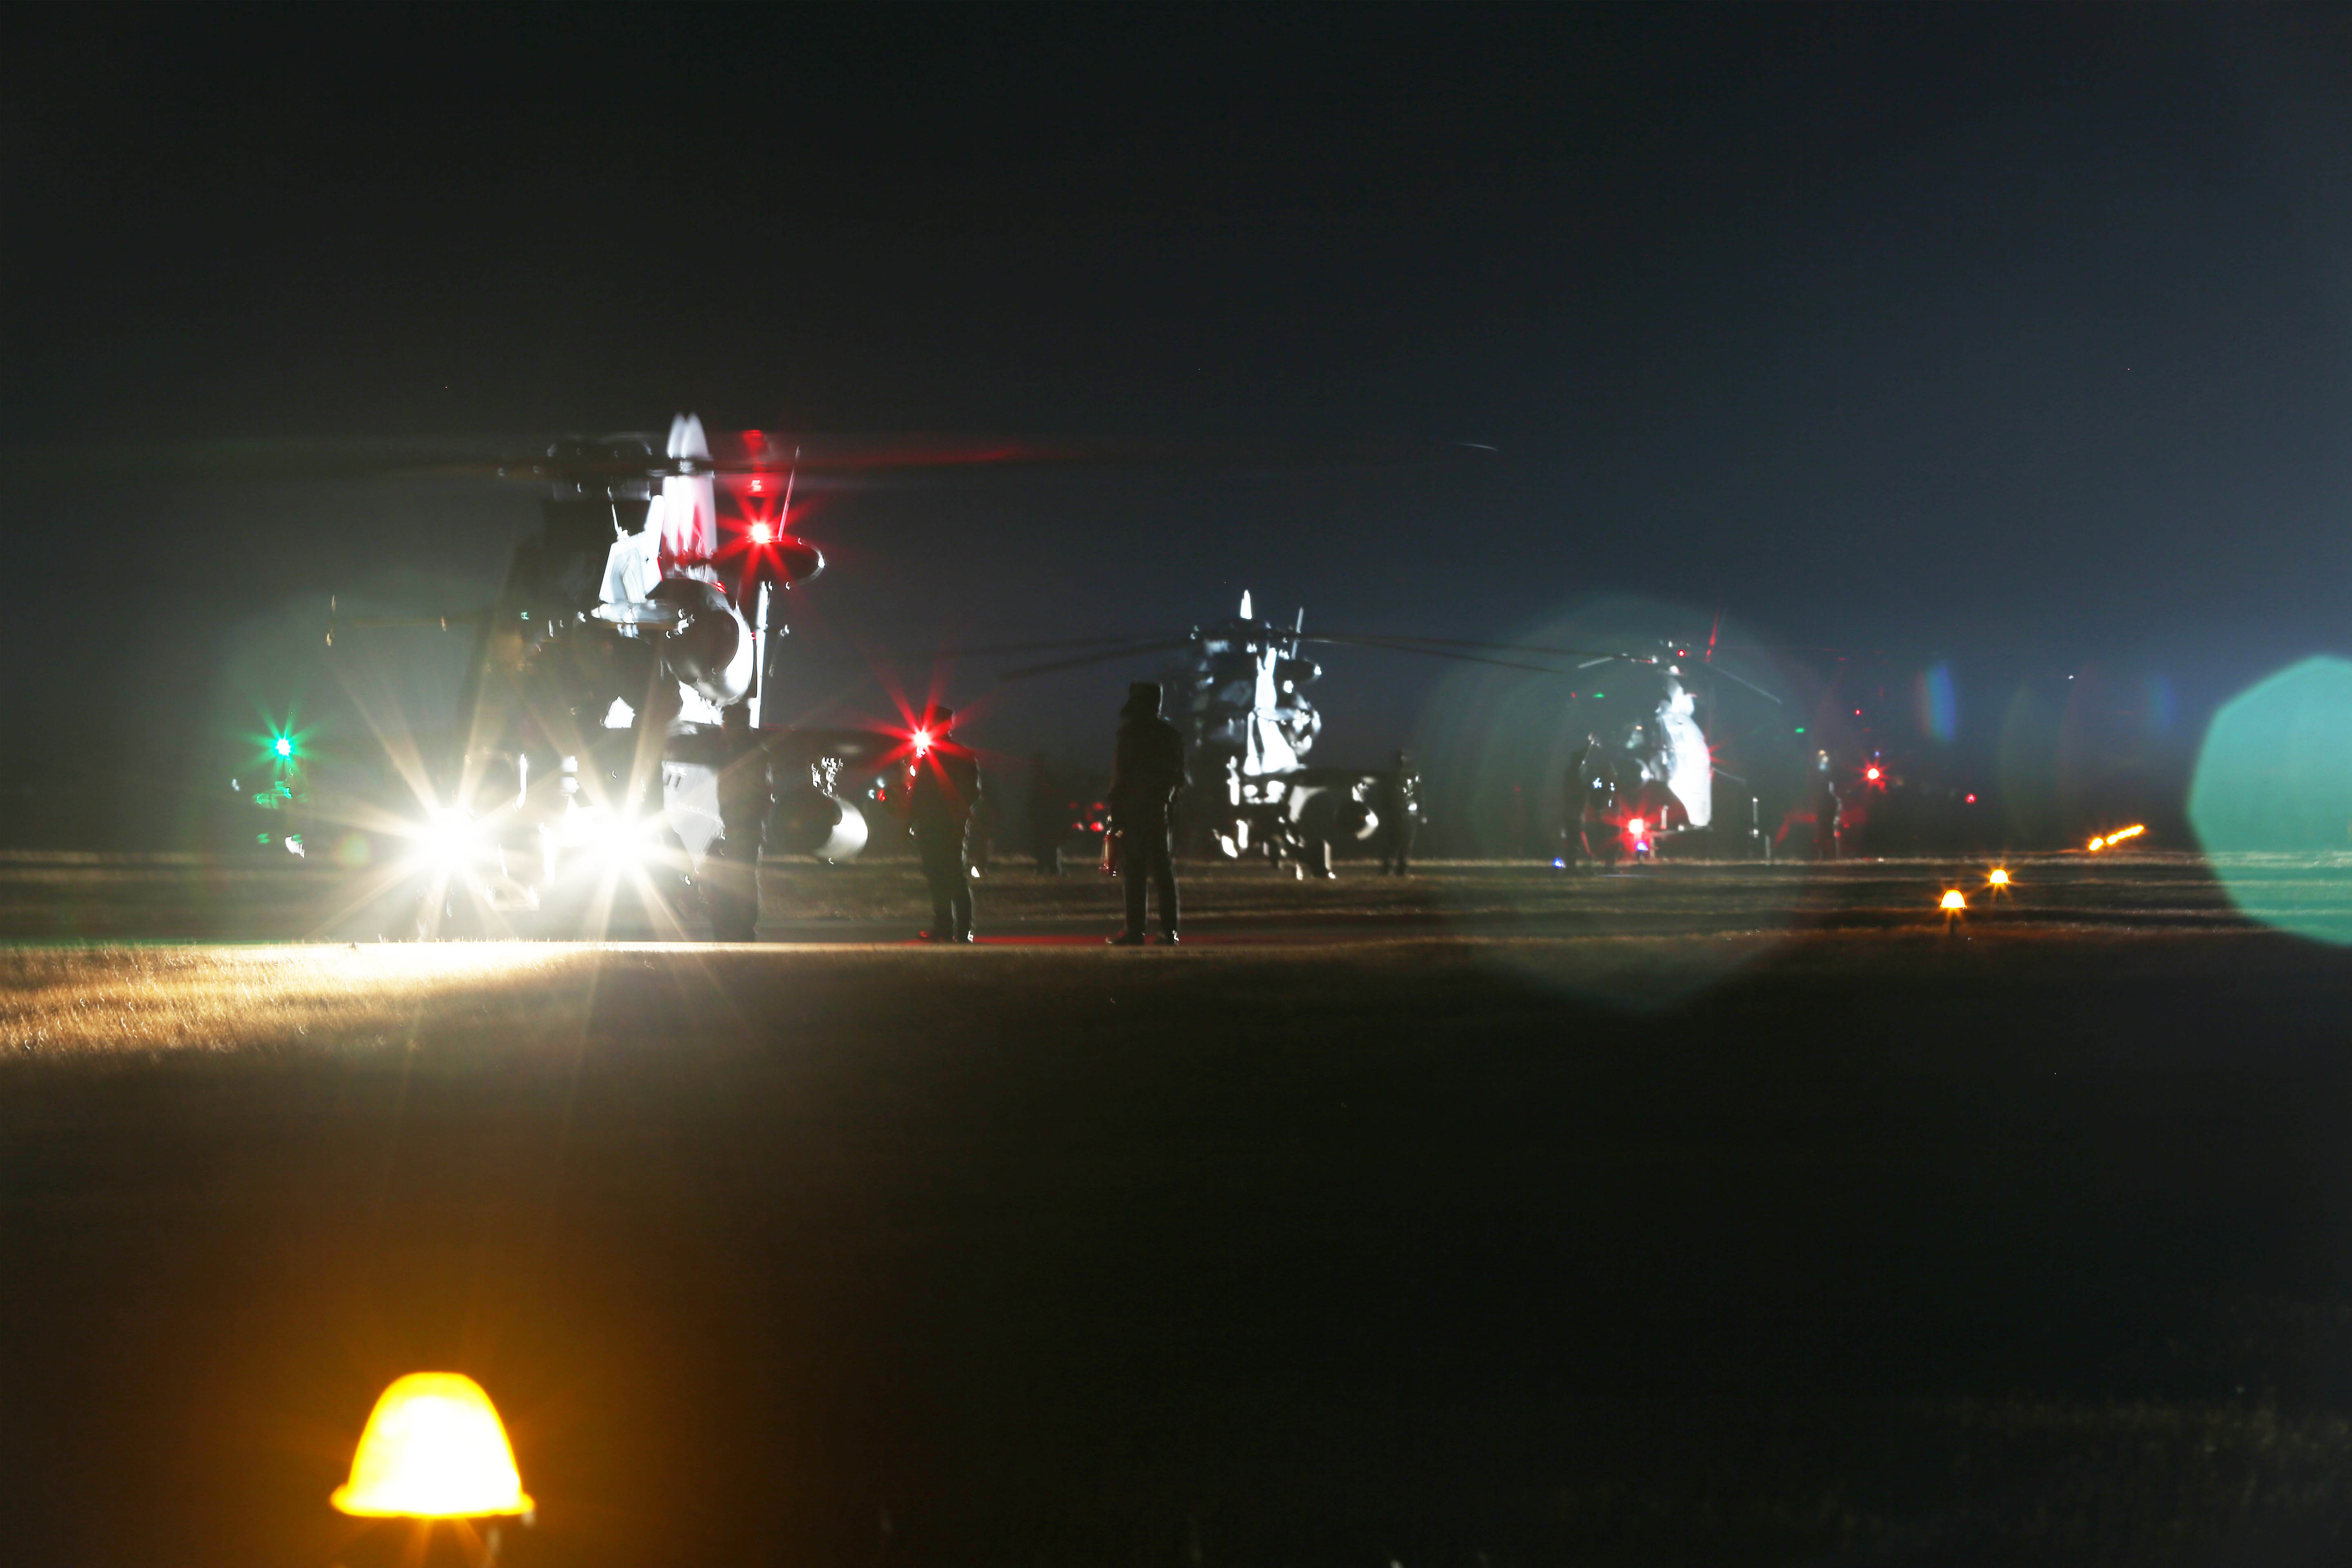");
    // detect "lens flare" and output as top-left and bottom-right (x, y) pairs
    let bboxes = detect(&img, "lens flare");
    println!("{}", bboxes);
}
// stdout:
(1940, 889), (1967, 912)
(2190, 657), (2352, 944)
(1988, 868), (2011, 888)
(594, 812), (657, 867)
(422, 808), (480, 864)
